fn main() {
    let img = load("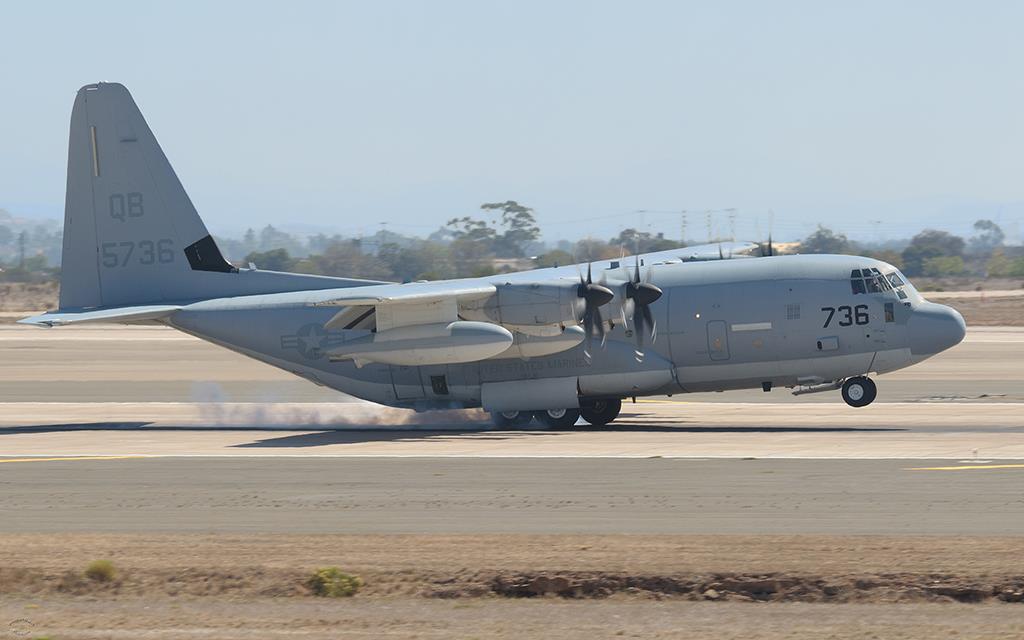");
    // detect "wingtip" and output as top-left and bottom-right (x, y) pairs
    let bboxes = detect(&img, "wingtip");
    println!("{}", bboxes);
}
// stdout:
(17, 315), (56, 327)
